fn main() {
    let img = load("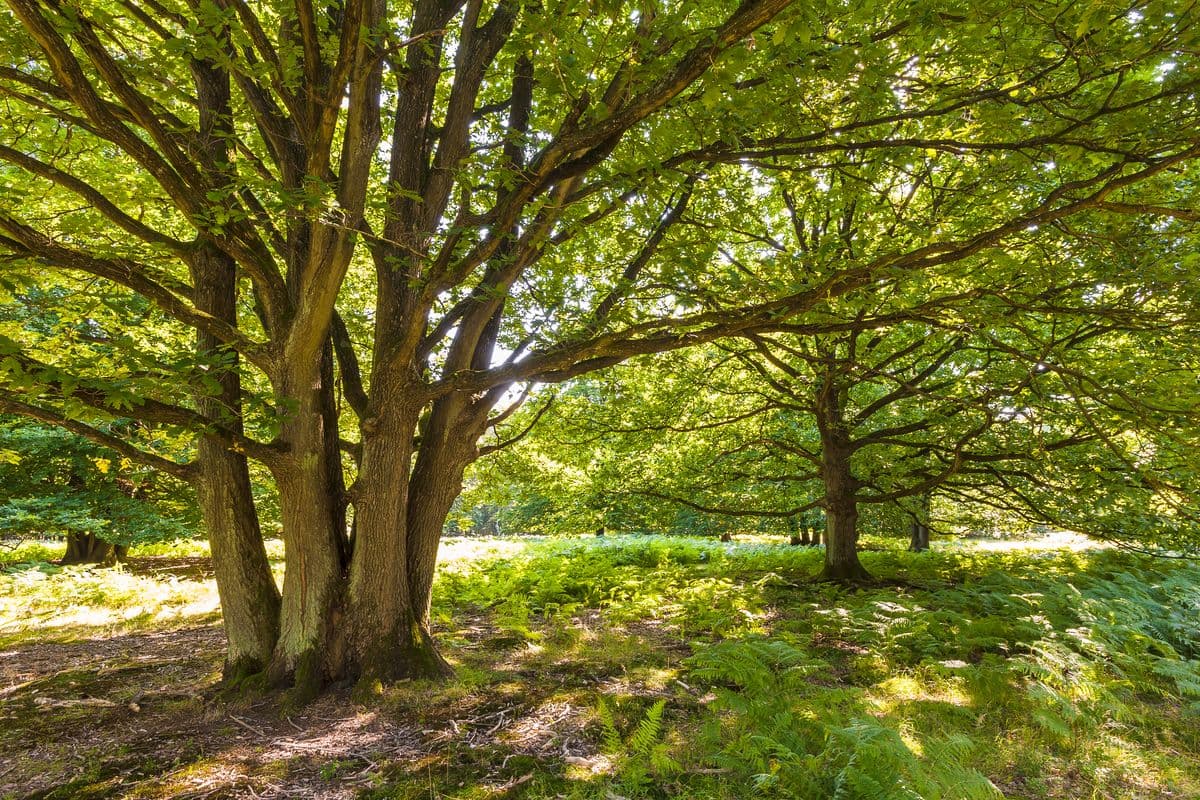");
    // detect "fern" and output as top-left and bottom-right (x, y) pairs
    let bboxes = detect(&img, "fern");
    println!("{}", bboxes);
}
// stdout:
(596, 697), (624, 755)
(626, 699), (666, 757)
(1152, 659), (1200, 698)
(595, 697), (680, 793)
